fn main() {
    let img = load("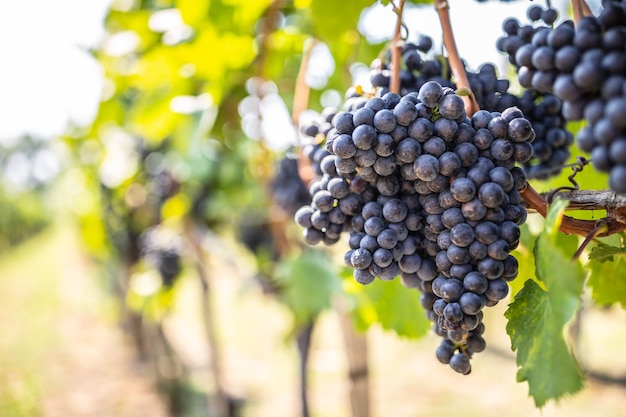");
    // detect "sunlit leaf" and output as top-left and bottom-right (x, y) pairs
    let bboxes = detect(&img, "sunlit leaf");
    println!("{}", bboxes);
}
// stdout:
(275, 249), (341, 324)
(505, 198), (585, 407)
(587, 240), (626, 309)
(344, 270), (430, 339)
